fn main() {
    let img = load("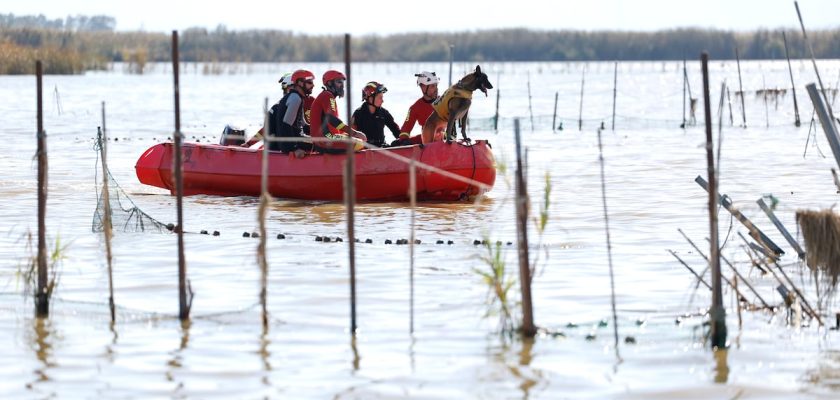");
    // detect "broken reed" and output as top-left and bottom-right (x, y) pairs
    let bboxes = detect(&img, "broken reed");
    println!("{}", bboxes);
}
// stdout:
(796, 209), (840, 294)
